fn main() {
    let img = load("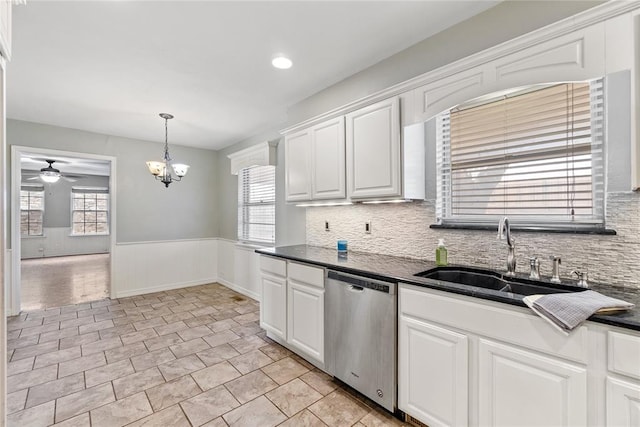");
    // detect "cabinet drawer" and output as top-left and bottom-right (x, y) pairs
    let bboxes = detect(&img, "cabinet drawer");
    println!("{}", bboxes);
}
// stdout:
(288, 262), (324, 288)
(260, 256), (286, 277)
(608, 330), (640, 380)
